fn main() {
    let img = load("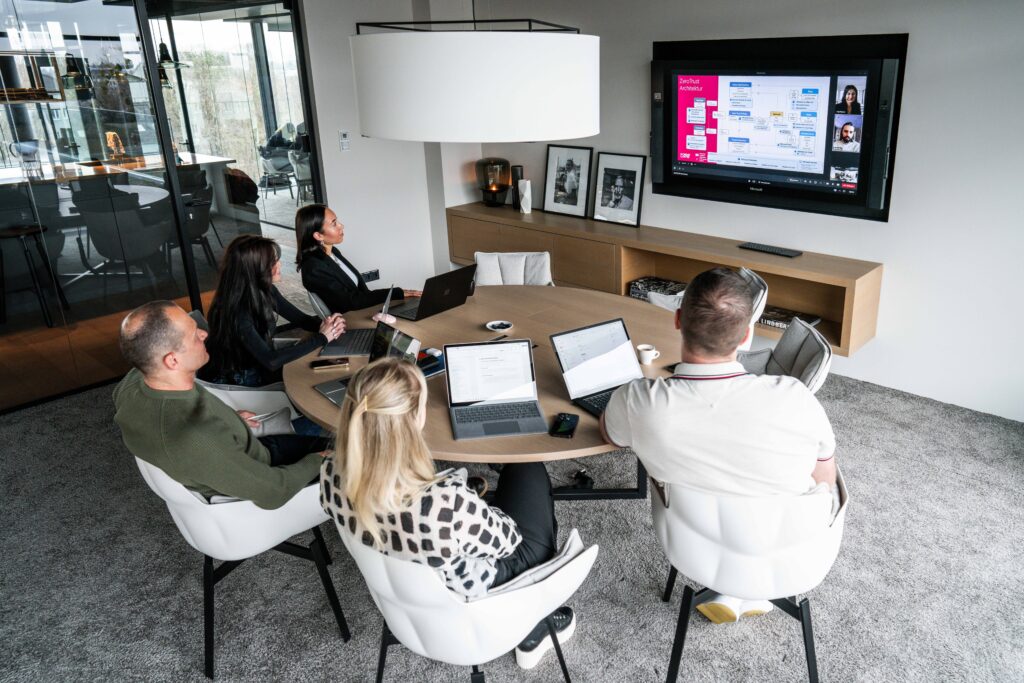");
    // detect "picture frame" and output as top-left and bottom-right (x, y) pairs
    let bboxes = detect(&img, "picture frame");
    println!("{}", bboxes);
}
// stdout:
(542, 144), (593, 217)
(592, 152), (646, 227)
